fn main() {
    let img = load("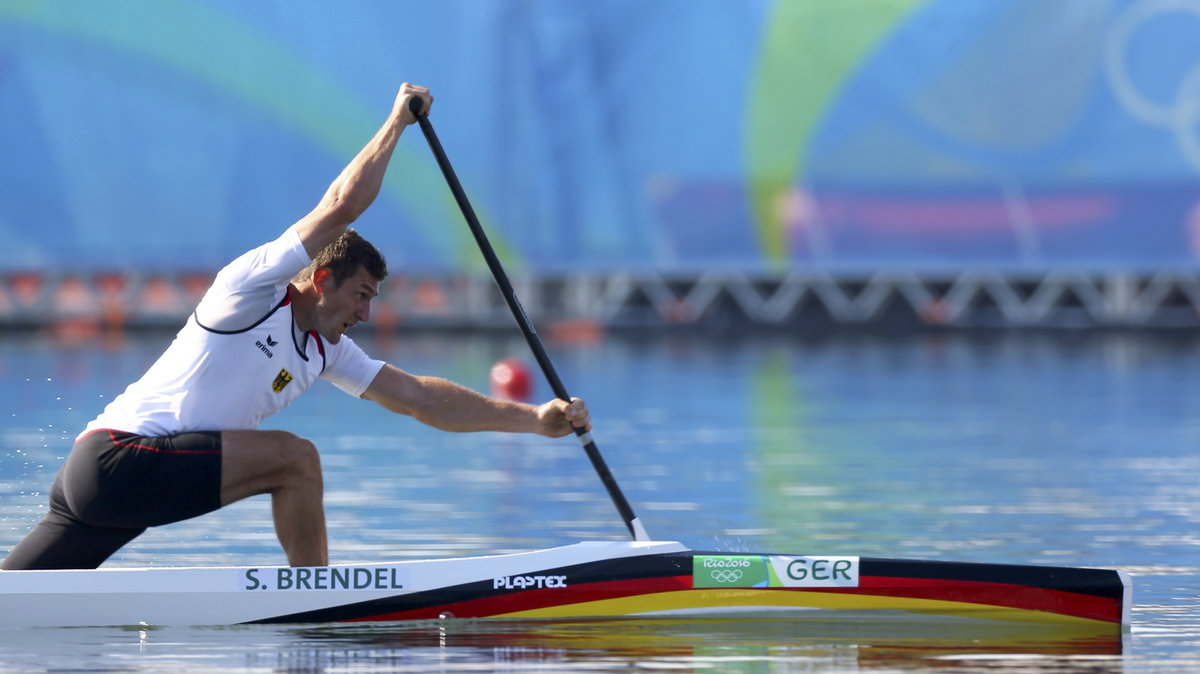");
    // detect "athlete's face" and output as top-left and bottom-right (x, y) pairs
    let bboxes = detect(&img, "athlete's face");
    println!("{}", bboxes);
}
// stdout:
(314, 266), (379, 343)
